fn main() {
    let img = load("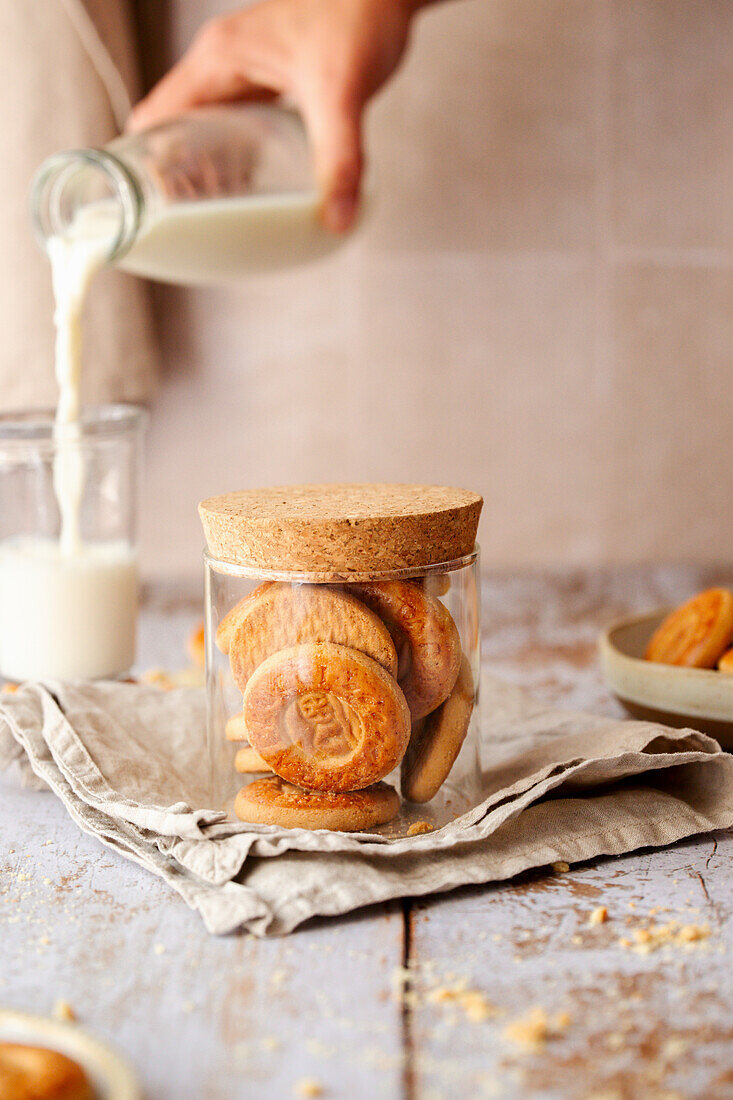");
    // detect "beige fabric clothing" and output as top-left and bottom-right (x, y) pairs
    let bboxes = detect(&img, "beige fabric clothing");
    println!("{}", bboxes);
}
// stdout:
(0, 0), (157, 412)
(1, 674), (731, 936)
